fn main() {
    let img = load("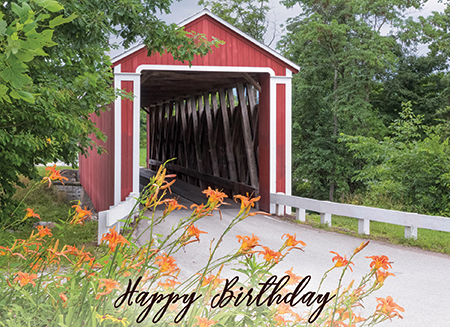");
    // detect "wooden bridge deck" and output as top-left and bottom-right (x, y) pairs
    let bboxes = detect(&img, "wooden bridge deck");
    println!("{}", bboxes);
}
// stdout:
(140, 168), (207, 205)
